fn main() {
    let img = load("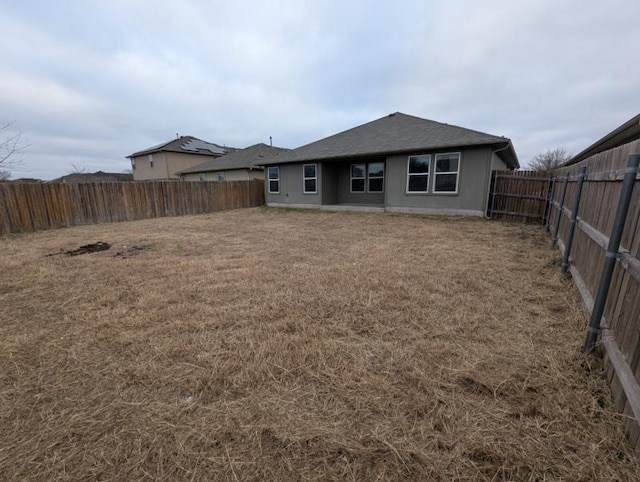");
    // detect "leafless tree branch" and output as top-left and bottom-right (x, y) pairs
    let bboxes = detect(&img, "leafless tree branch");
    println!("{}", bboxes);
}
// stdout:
(67, 162), (88, 174)
(528, 147), (572, 172)
(0, 121), (28, 177)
